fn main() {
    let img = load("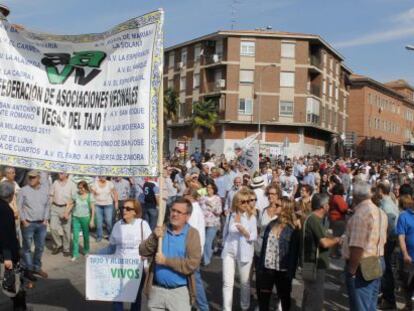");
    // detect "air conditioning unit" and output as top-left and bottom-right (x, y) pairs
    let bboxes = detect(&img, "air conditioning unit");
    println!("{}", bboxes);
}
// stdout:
(178, 61), (184, 69)
(216, 79), (226, 88)
(212, 54), (220, 63)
